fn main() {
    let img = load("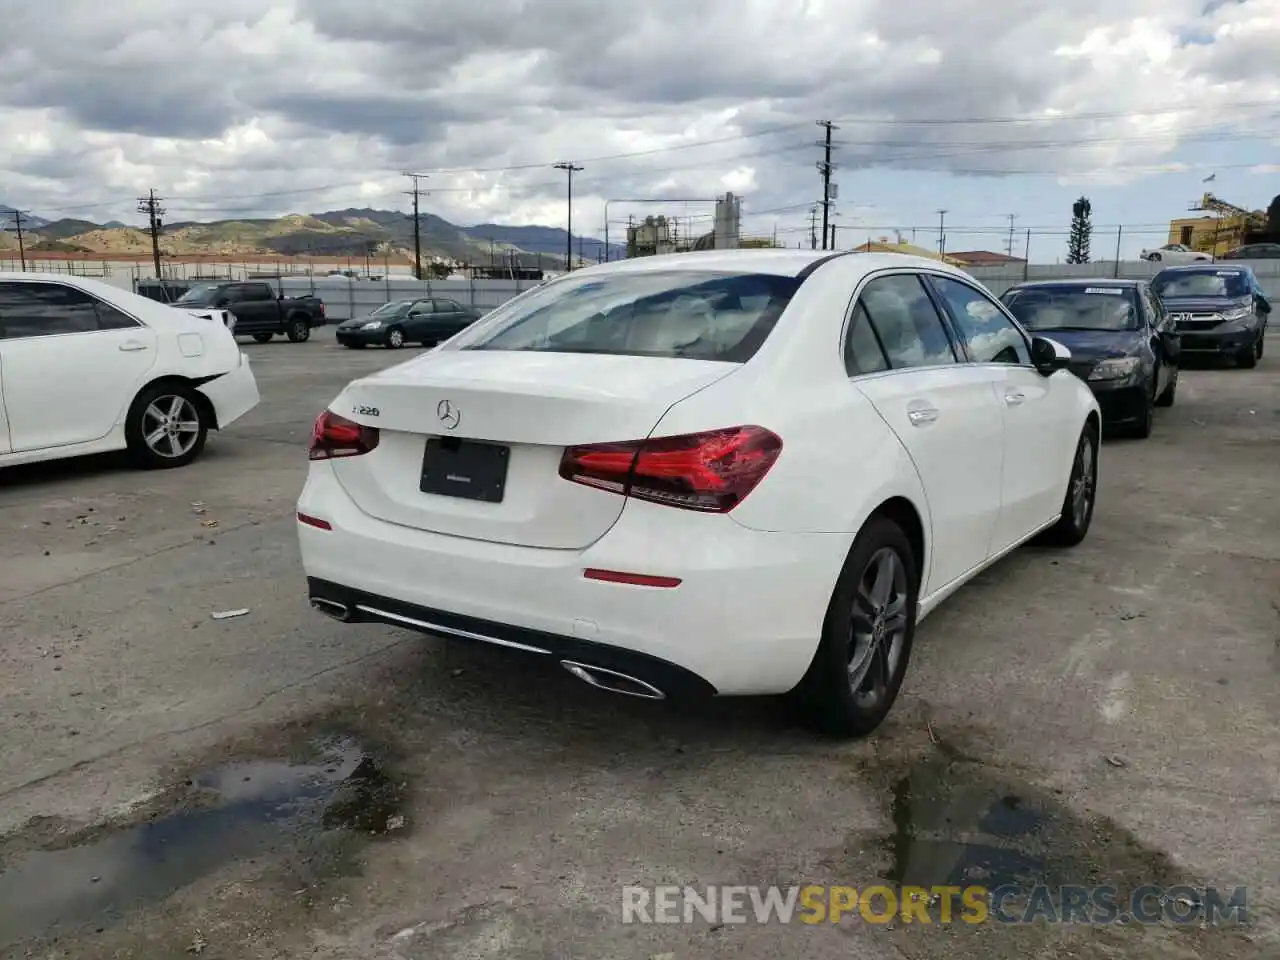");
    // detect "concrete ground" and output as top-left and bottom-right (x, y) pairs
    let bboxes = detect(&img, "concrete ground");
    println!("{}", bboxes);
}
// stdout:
(0, 327), (1276, 959)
